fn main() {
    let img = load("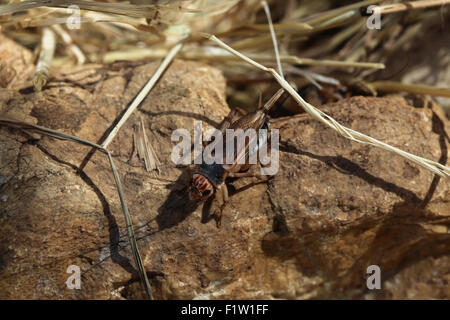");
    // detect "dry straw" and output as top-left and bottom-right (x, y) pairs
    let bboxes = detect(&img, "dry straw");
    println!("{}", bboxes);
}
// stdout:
(262, 0), (283, 79)
(0, 31), (189, 298)
(0, 117), (154, 300)
(101, 33), (188, 149)
(203, 34), (450, 179)
(33, 27), (56, 92)
(51, 24), (86, 65)
(376, 0), (450, 15)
